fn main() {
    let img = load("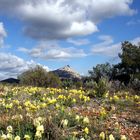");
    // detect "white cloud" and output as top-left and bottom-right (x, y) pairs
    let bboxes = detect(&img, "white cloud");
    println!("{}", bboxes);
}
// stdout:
(0, 53), (49, 80)
(18, 41), (87, 60)
(0, 0), (136, 40)
(131, 37), (140, 46)
(67, 38), (90, 46)
(126, 19), (140, 26)
(0, 22), (7, 47)
(91, 36), (140, 56)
